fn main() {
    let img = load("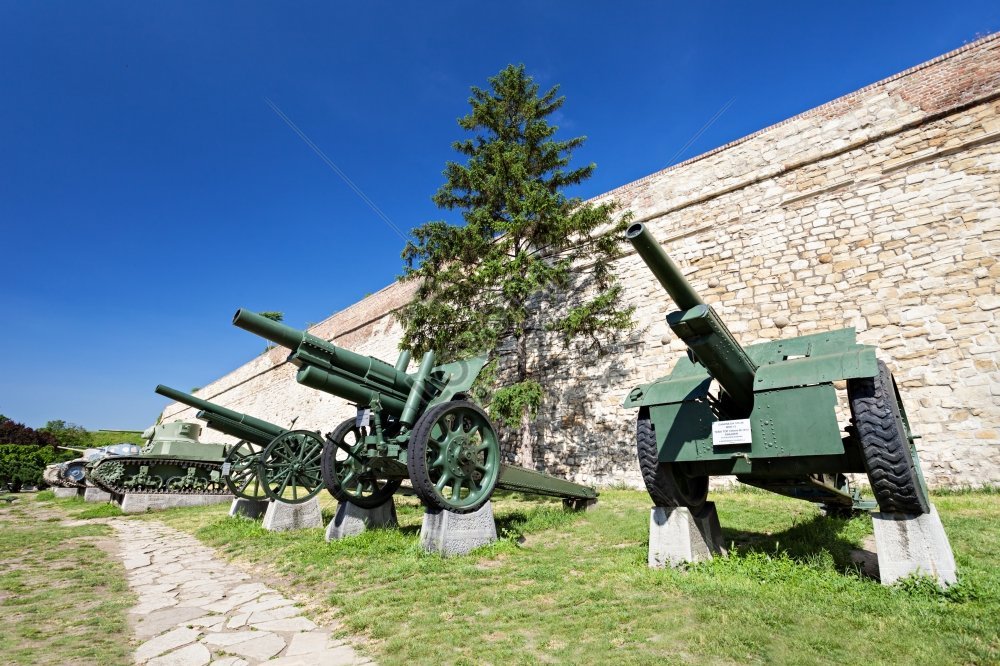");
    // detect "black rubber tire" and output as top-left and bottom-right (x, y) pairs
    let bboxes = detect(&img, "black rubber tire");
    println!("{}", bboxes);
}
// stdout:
(321, 419), (400, 509)
(408, 400), (499, 514)
(636, 409), (708, 511)
(848, 360), (930, 515)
